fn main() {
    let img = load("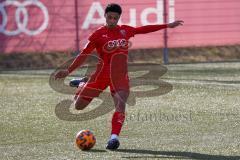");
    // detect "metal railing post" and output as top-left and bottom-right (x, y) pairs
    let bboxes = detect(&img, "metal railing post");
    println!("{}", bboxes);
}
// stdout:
(163, 0), (169, 64)
(74, 0), (80, 53)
